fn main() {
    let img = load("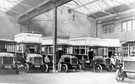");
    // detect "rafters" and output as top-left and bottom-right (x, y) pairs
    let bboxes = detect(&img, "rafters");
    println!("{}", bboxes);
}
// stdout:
(0, 0), (22, 12)
(112, 0), (135, 9)
(73, 0), (99, 9)
(0, 0), (134, 21)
